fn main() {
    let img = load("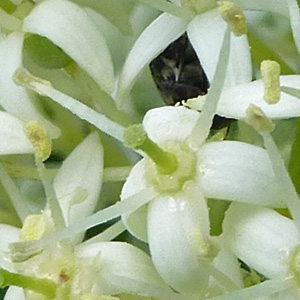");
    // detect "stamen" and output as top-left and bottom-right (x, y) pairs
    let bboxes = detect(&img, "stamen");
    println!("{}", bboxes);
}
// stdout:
(23, 121), (52, 162)
(14, 68), (125, 144)
(124, 124), (178, 174)
(245, 105), (275, 133)
(19, 214), (51, 242)
(218, 1), (247, 36)
(261, 60), (281, 104)
(10, 188), (156, 262)
(0, 268), (57, 298)
(187, 26), (231, 149)
(0, 162), (30, 223)
(246, 105), (300, 234)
